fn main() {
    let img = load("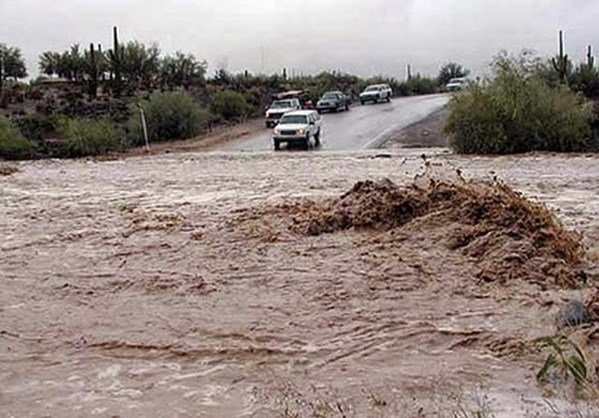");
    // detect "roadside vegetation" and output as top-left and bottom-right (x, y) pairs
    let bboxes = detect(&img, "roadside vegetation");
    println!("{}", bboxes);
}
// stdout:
(0, 116), (37, 160)
(446, 52), (593, 154)
(57, 117), (121, 157)
(127, 92), (211, 145)
(446, 32), (599, 155)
